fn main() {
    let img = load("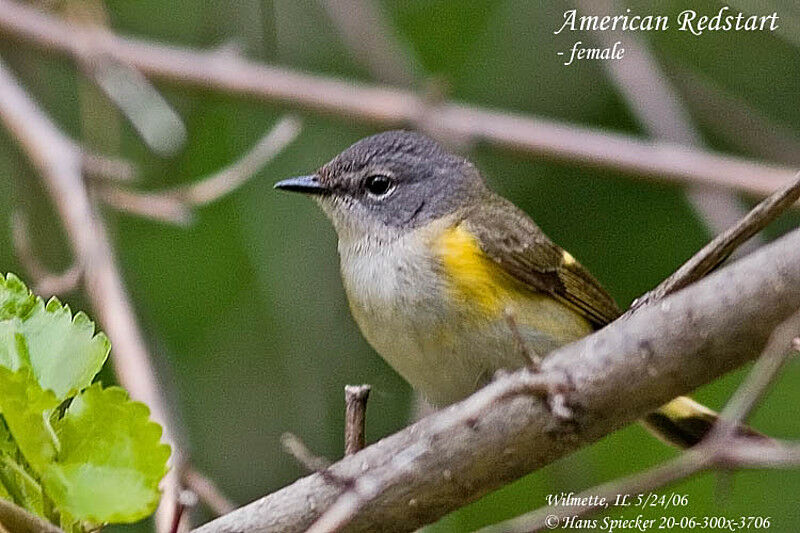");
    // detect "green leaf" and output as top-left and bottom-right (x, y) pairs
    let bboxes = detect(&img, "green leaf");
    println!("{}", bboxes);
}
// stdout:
(0, 274), (110, 399)
(0, 275), (168, 527)
(0, 319), (32, 373)
(0, 421), (15, 502)
(0, 274), (36, 321)
(43, 385), (170, 524)
(0, 455), (45, 516)
(20, 298), (110, 399)
(0, 417), (45, 516)
(0, 367), (60, 474)
(0, 417), (17, 457)
(0, 474), (9, 500)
